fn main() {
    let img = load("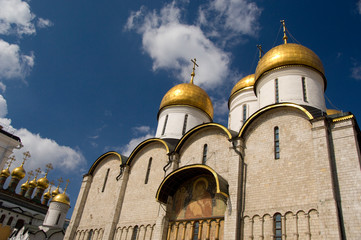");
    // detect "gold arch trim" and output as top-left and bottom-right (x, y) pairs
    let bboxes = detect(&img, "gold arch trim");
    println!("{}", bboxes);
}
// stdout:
(156, 164), (229, 203)
(174, 123), (233, 153)
(332, 114), (354, 122)
(238, 103), (314, 138)
(126, 138), (170, 165)
(88, 151), (122, 176)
